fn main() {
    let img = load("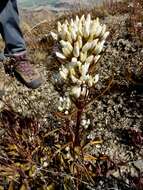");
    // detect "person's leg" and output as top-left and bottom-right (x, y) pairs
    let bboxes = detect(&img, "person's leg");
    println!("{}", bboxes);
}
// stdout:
(0, 0), (42, 89)
(0, 0), (26, 55)
(0, 18), (6, 95)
